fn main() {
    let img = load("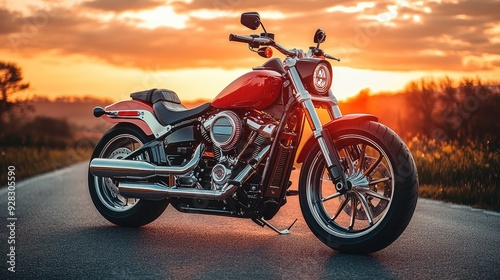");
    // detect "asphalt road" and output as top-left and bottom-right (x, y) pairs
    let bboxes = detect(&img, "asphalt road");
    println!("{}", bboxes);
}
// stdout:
(1, 162), (499, 279)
